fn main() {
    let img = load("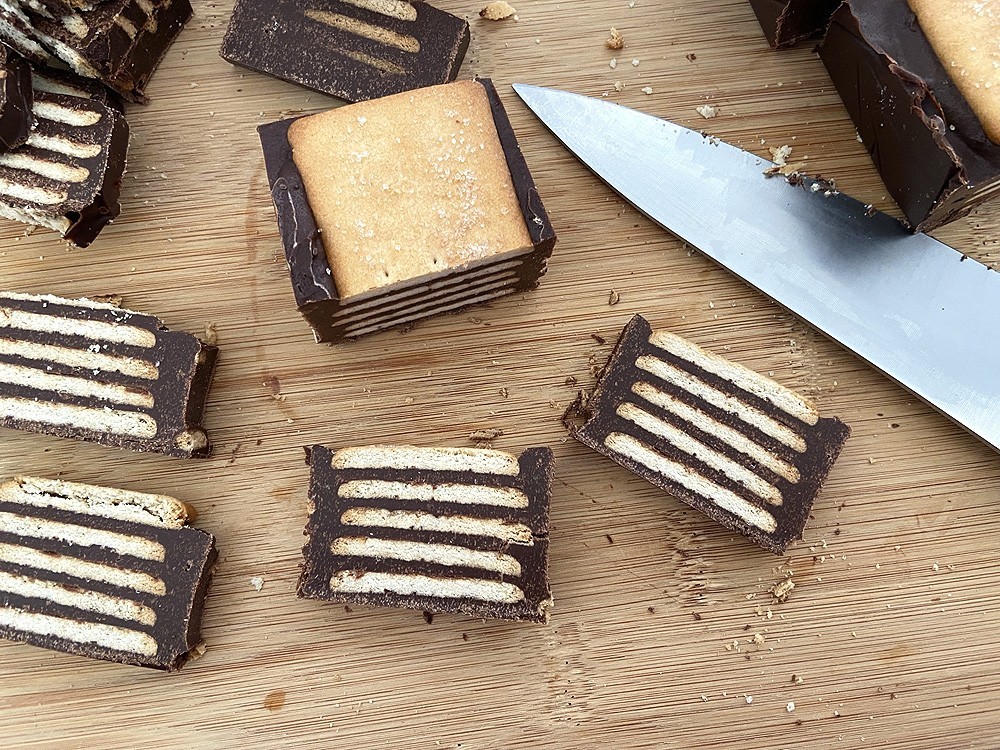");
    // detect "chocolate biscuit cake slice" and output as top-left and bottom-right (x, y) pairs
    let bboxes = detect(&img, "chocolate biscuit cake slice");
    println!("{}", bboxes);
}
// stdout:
(0, 476), (216, 670)
(0, 89), (127, 246)
(0, 291), (218, 457)
(259, 78), (556, 343)
(566, 315), (850, 554)
(0, 0), (192, 101)
(300, 444), (553, 622)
